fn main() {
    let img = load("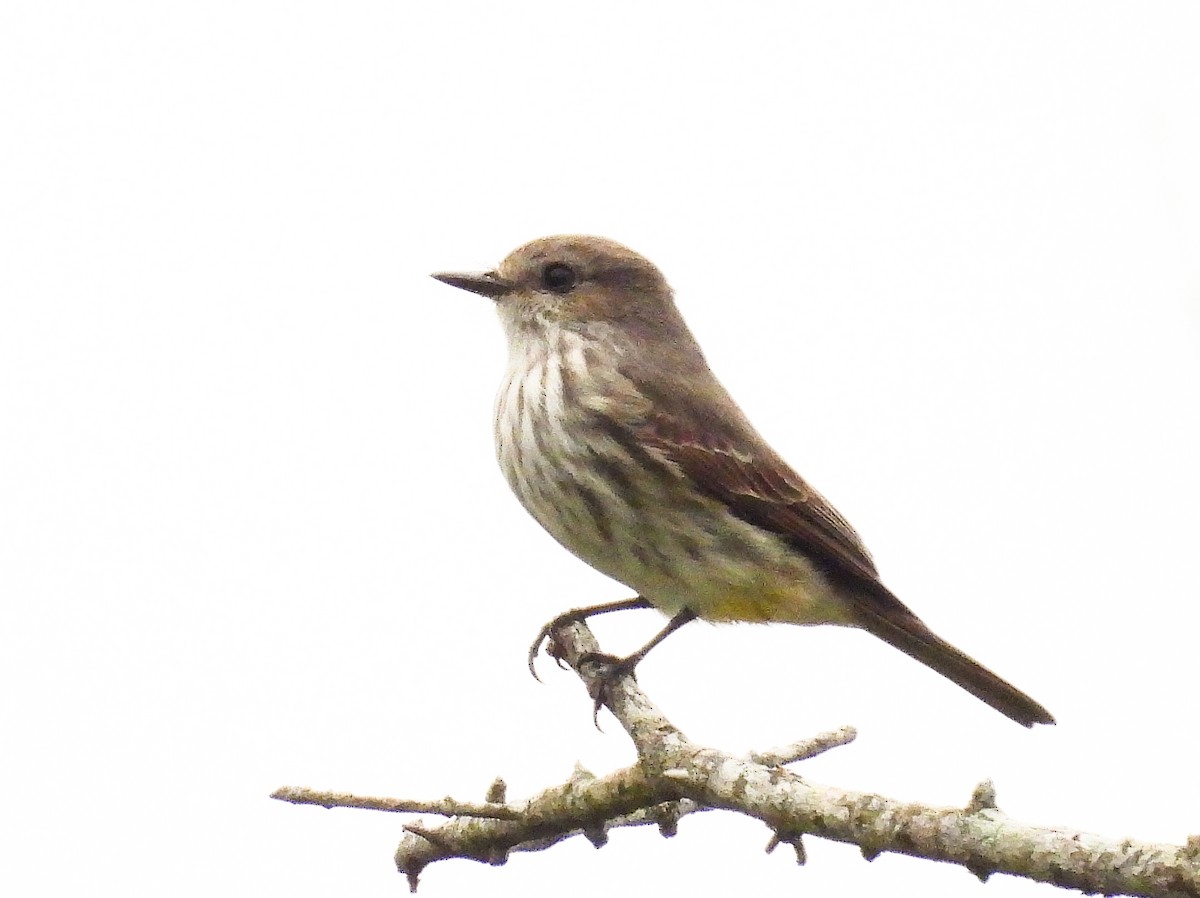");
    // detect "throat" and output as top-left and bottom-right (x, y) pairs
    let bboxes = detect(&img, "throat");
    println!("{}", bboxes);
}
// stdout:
(492, 328), (605, 535)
